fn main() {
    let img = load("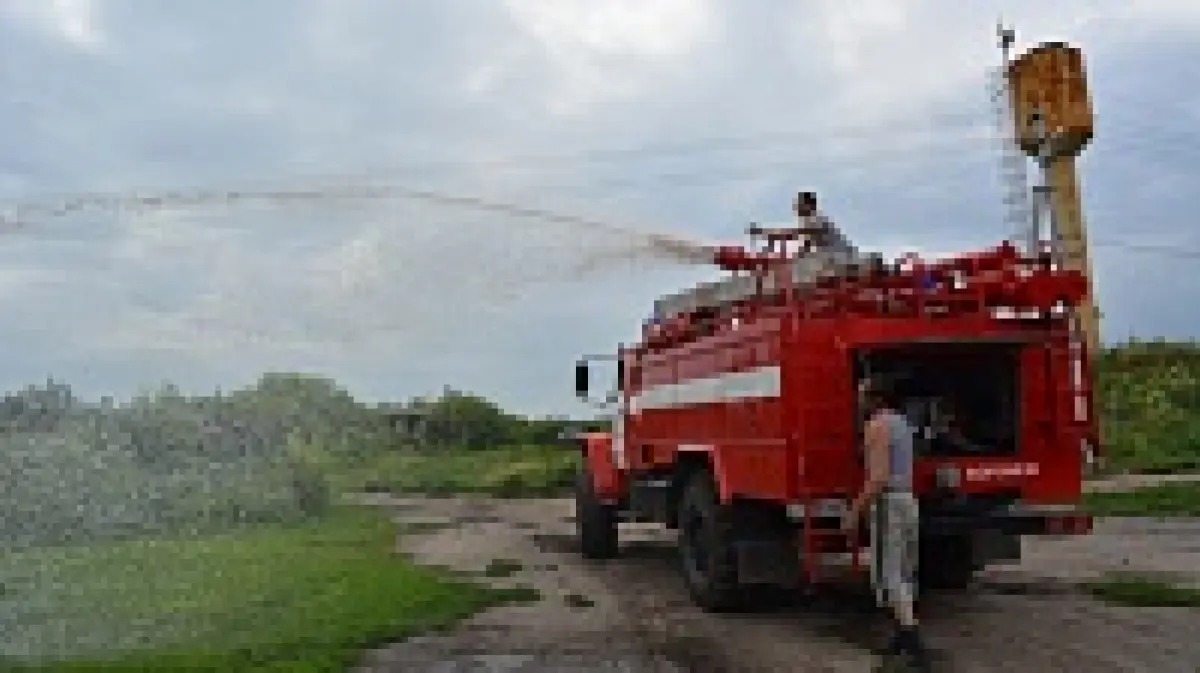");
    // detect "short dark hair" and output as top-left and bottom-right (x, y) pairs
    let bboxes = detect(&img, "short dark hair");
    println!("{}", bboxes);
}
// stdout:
(796, 191), (817, 209)
(860, 373), (902, 410)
